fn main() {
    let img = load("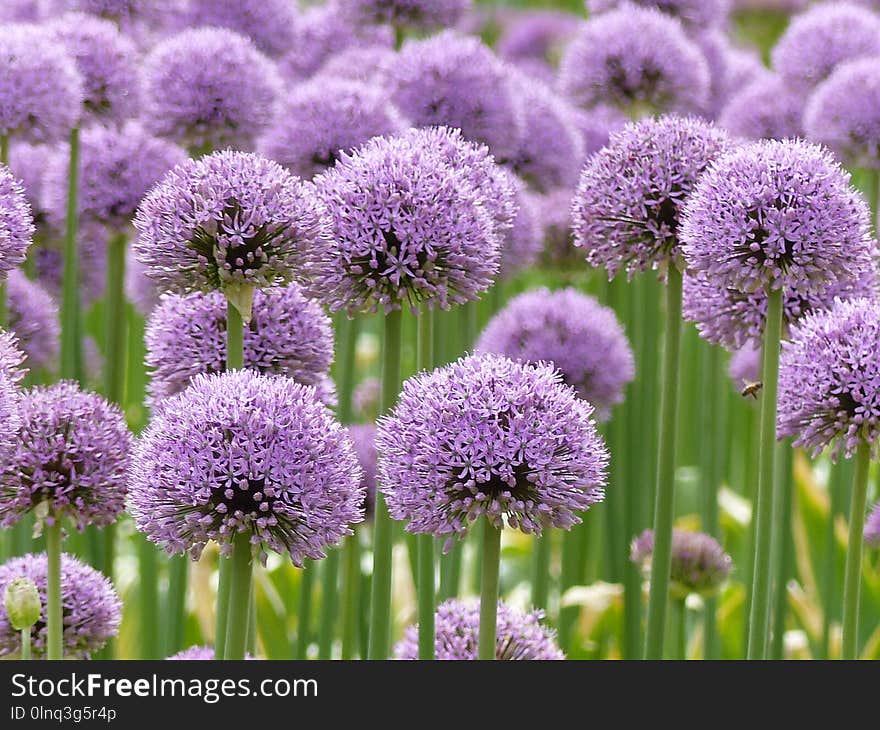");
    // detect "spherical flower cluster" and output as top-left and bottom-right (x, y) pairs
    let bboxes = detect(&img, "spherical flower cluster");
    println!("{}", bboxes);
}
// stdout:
(771, 1), (880, 92)
(183, 0), (298, 57)
(718, 75), (804, 140)
(348, 424), (377, 518)
(681, 139), (874, 296)
(537, 188), (579, 269)
(389, 31), (524, 158)
(128, 370), (365, 564)
(342, 0), (471, 31)
(314, 131), (501, 315)
(729, 343), (761, 387)
(0, 381), (131, 530)
(496, 9), (580, 67)
(133, 150), (332, 297)
(559, 6), (710, 115)
(141, 27), (282, 152)
(7, 270), (60, 372)
(499, 185), (542, 278)
(0, 164), (34, 279)
(353, 377), (380, 421)
(376, 354), (608, 546)
(258, 80), (406, 180)
(0, 330), (26, 382)
(573, 105), (627, 158)
(49, 0), (165, 24)
(312, 45), (397, 86)
(49, 12), (139, 123)
(0, 334), (23, 464)
(572, 115), (732, 280)
(723, 46), (769, 99)
(0, 24), (83, 143)
(0, 552), (121, 659)
(585, 0), (730, 28)
(477, 288), (634, 419)
(0, 0), (42, 21)
(394, 599), (564, 660)
(777, 297), (880, 459)
(866, 503), (880, 546)
(145, 283), (335, 405)
(8, 143), (48, 229)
